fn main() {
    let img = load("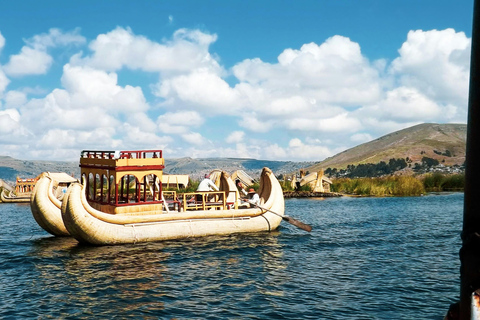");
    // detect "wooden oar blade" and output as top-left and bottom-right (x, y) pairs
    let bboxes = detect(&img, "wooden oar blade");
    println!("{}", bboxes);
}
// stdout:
(248, 200), (312, 232)
(283, 216), (312, 232)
